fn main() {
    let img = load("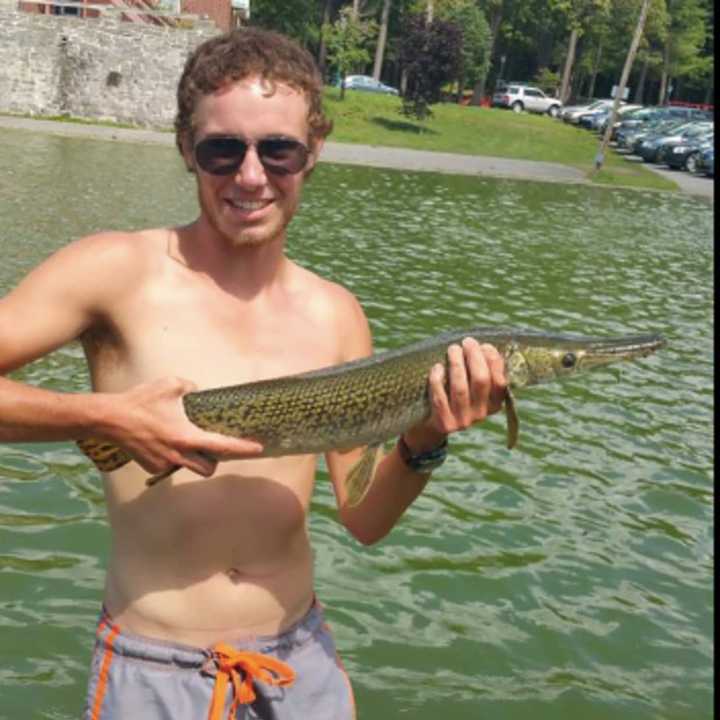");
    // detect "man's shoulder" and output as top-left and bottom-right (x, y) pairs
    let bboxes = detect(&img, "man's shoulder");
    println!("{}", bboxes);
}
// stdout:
(69, 228), (168, 267)
(55, 228), (169, 290)
(290, 262), (364, 317)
